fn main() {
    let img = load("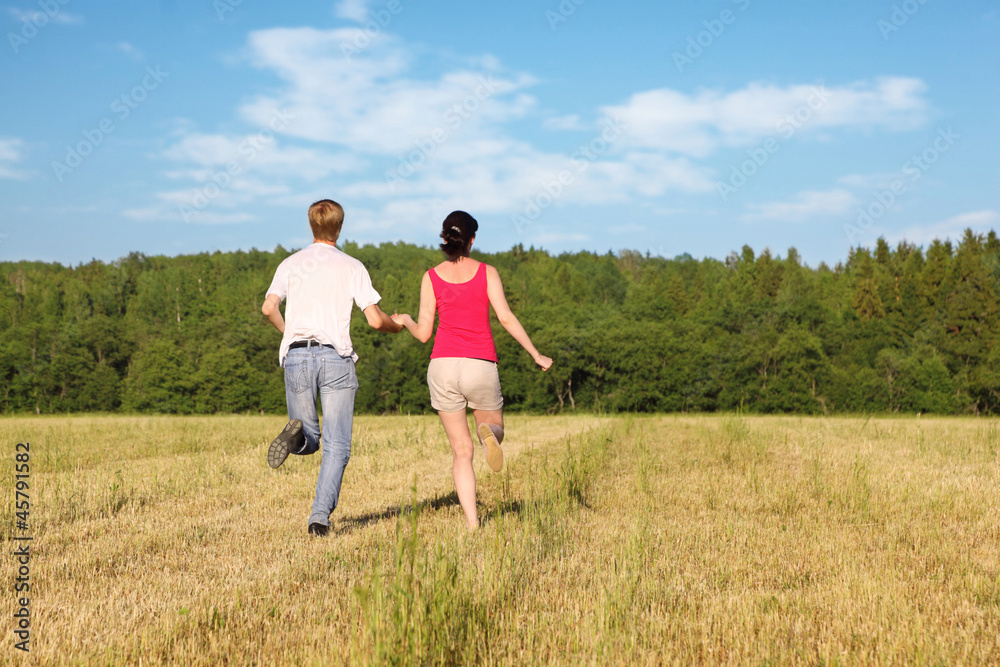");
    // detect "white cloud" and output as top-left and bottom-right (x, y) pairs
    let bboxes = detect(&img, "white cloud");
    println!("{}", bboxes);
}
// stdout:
(0, 138), (27, 179)
(620, 152), (715, 196)
(334, 0), (370, 22)
(237, 27), (714, 199)
(139, 26), (933, 242)
(543, 114), (585, 131)
(161, 132), (365, 180)
(887, 210), (1000, 247)
(118, 42), (144, 61)
(123, 206), (256, 225)
(649, 206), (692, 217)
(837, 172), (904, 191)
(7, 7), (82, 24)
(601, 77), (929, 157)
(0, 138), (22, 162)
(131, 122), (369, 223)
(741, 189), (859, 223)
(142, 26), (715, 232)
(123, 170), (295, 225)
(240, 27), (537, 154)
